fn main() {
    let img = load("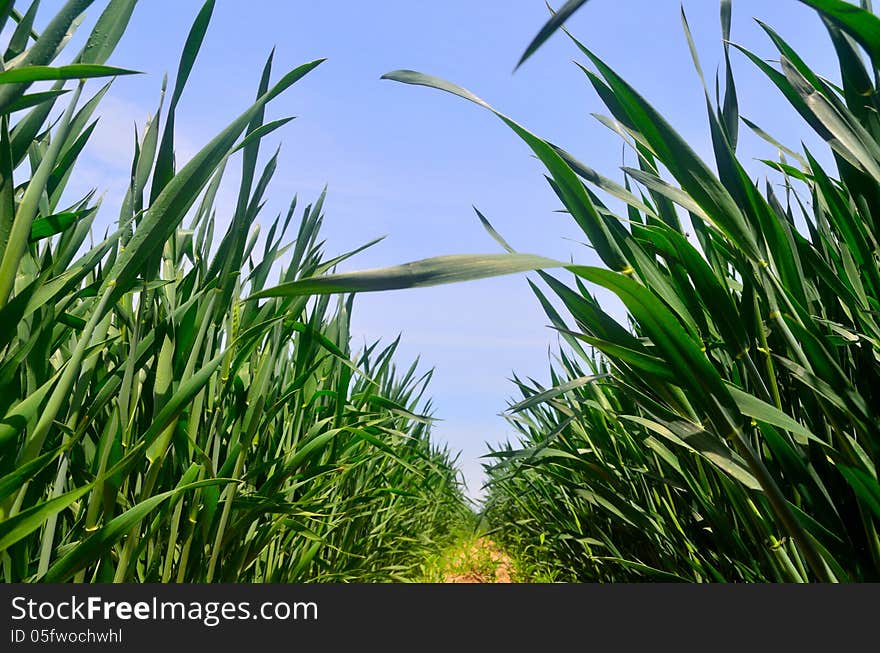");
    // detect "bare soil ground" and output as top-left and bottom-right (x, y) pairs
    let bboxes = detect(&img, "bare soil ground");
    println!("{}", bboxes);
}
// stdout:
(441, 537), (513, 583)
